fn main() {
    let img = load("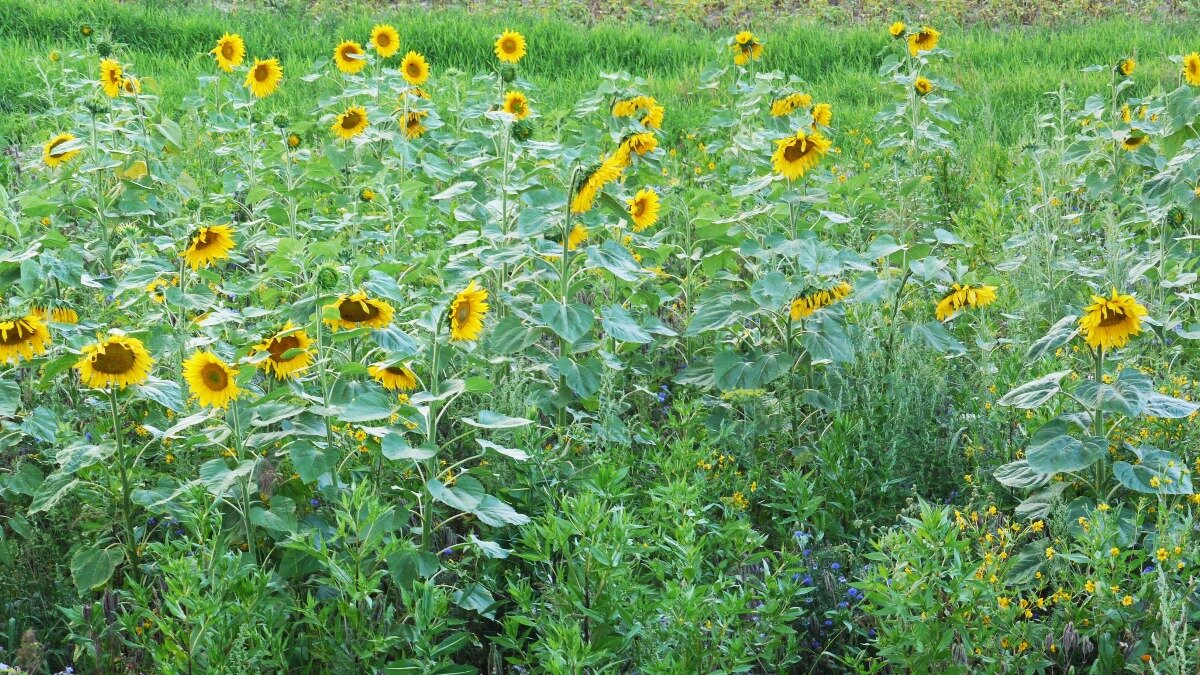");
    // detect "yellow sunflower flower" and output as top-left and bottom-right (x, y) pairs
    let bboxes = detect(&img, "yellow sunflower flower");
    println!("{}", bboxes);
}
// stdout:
(790, 282), (853, 320)
(567, 222), (589, 251)
(731, 31), (763, 66)
(34, 306), (79, 325)
(915, 76), (933, 96)
(1118, 58), (1136, 77)
(642, 104), (665, 129)
(183, 350), (240, 409)
(255, 323), (313, 380)
(75, 334), (153, 389)
(1185, 53), (1200, 86)
(100, 58), (123, 98)
(503, 91), (531, 119)
(371, 24), (400, 58)
(369, 363), (418, 390)
(621, 132), (658, 158)
(1079, 289), (1147, 351)
(334, 40), (366, 74)
(771, 92), (813, 117)
(495, 29), (527, 64)
(147, 278), (170, 303)
(43, 133), (81, 168)
(211, 33), (245, 73)
(889, 21), (906, 38)
(402, 110), (428, 139)
(771, 129), (831, 180)
(935, 283), (998, 321)
(812, 103), (832, 127)
(908, 26), (940, 56)
(245, 58), (283, 98)
(611, 95), (655, 118)
(570, 154), (625, 214)
(449, 281), (489, 342)
(325, 292), (394, 331)
(1121, 134), (1147, 151)
(628, 188), (661, 232)
(332, 106), (369, 140)
(0, 314), (51, 365)
(181, 224), (236, 270)
(400, 51), (430, 86)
